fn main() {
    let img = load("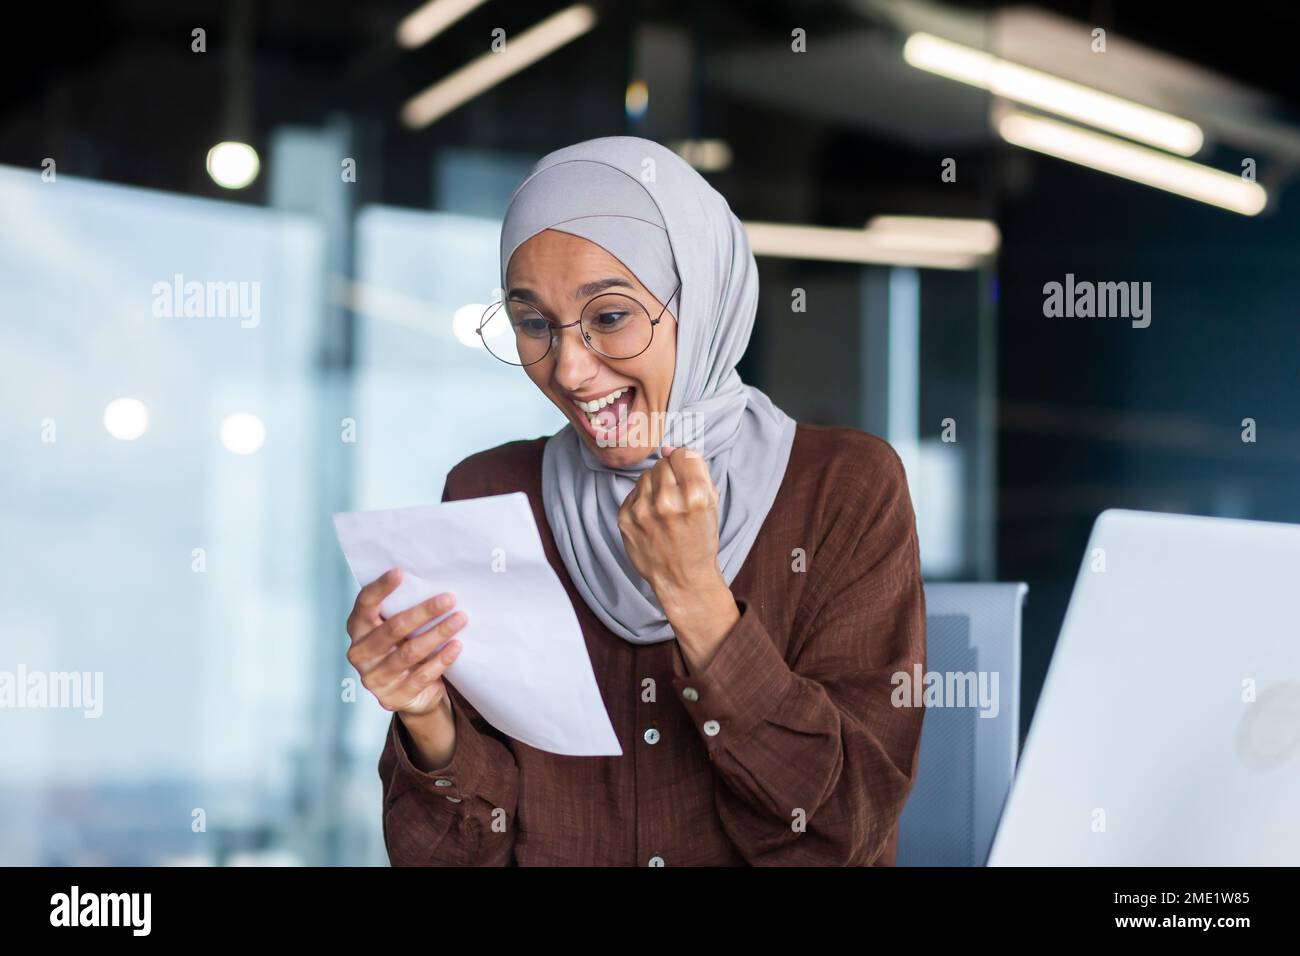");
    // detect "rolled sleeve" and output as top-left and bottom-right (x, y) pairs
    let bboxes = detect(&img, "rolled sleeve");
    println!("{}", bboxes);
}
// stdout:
(379, 689), (520, 866)
(388, 698), (513, 810)
(670, 597), (797, 751)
